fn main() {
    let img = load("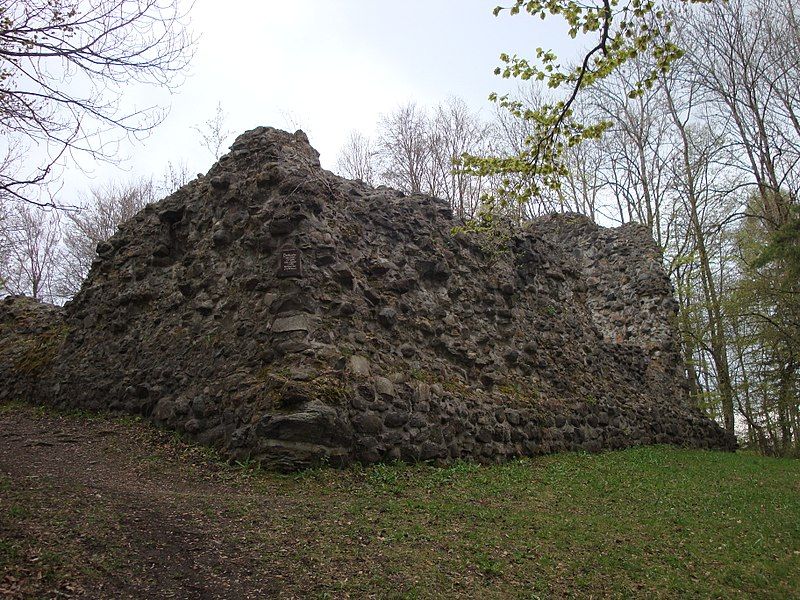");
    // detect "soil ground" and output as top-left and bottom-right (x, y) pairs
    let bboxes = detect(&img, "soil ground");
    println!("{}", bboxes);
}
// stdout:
(0, 404), (293, 599)
(1, 402), (798, 599)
